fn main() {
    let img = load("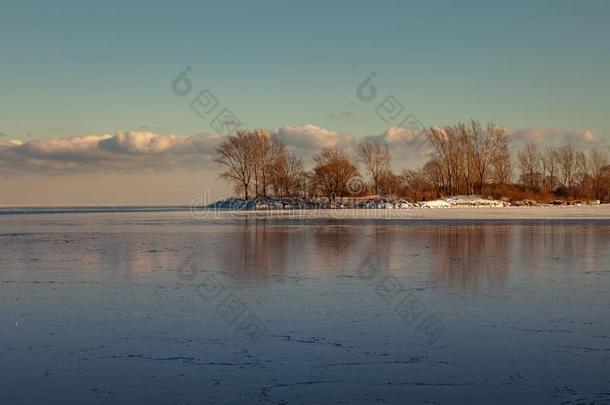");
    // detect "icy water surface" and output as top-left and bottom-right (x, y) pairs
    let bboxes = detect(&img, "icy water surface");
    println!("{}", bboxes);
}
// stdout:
(1, 212), (610, 404)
